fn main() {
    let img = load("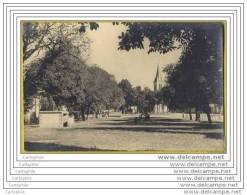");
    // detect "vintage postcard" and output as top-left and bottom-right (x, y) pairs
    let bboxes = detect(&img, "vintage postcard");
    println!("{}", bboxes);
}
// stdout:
(2, 1), (246, 194)
(22, 21), (225, 153)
